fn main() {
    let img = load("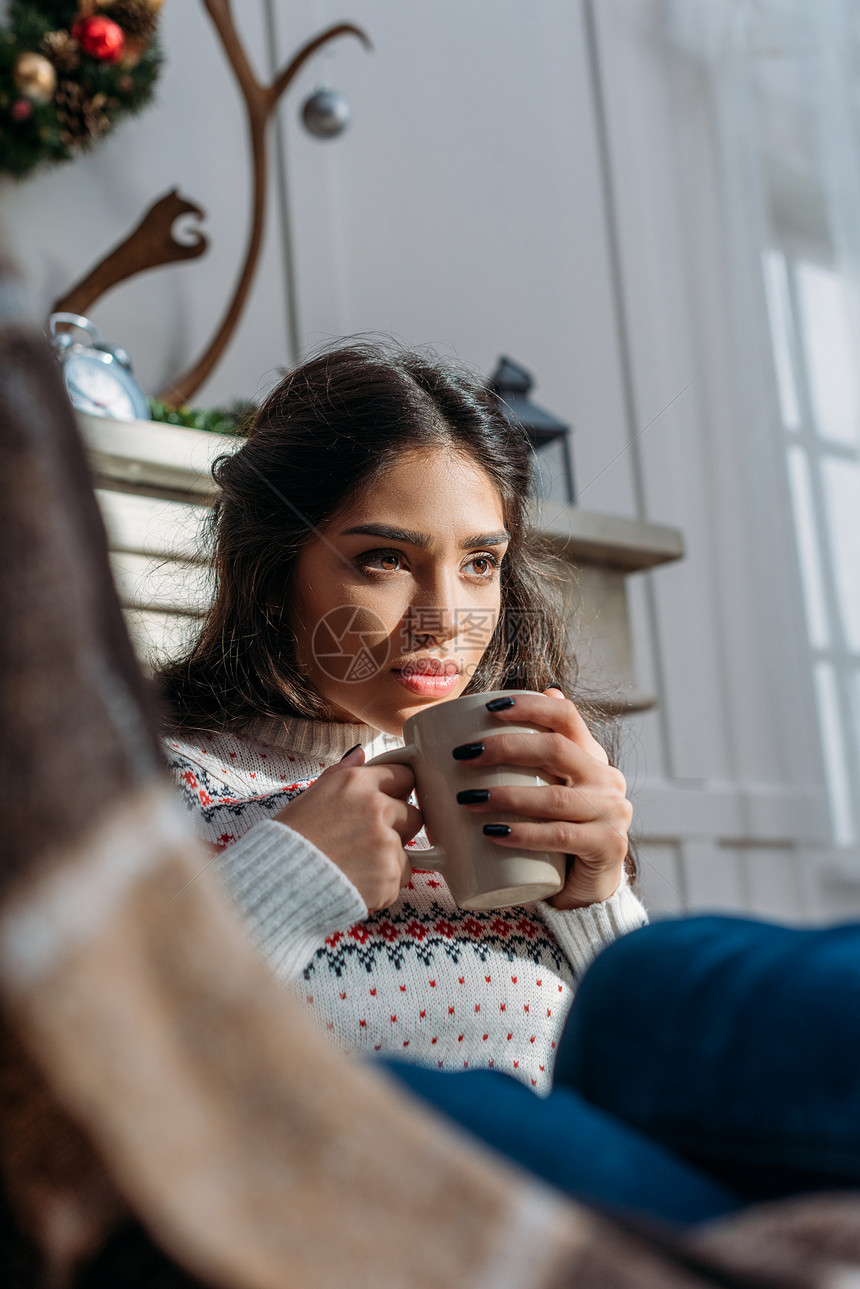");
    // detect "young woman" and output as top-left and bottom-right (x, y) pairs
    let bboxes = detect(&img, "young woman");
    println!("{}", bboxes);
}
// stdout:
(160, 343), (645, 1097)
(158, 344), (860, 1228)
